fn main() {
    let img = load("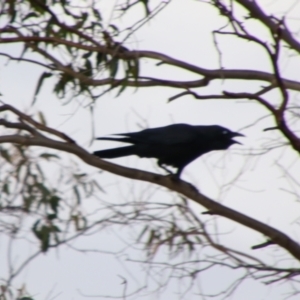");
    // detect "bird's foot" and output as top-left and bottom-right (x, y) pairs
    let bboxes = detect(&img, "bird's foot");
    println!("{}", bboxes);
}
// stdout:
(165, 173), (180, 182)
